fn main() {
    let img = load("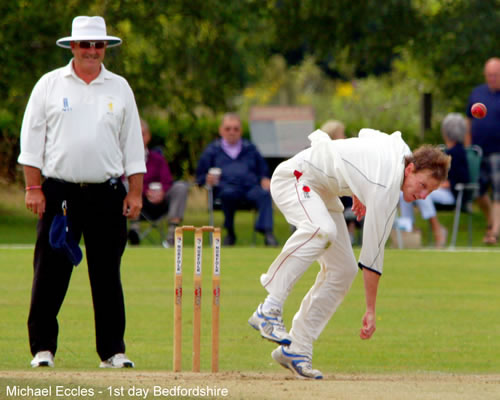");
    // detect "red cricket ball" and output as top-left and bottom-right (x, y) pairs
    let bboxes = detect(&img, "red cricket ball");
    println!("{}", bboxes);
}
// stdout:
(471, 102), (487, 119)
